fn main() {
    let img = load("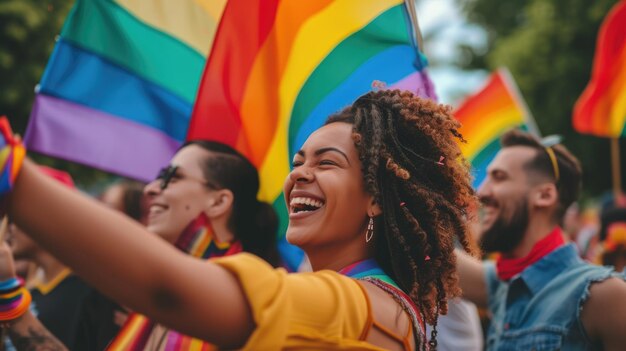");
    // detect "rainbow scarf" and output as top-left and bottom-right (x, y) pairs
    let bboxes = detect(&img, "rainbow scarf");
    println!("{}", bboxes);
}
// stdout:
(107, 215), (240, 351)
(340, 259), (426, 349)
